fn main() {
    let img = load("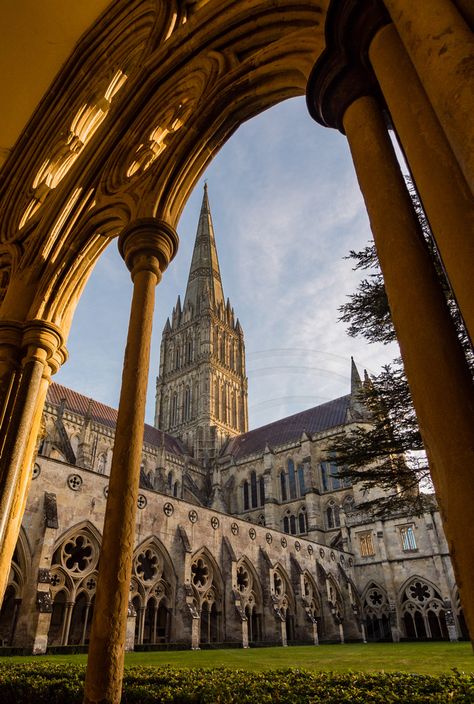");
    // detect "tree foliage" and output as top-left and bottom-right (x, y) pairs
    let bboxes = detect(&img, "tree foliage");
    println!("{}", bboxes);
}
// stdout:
(332, 181), (472, 517)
